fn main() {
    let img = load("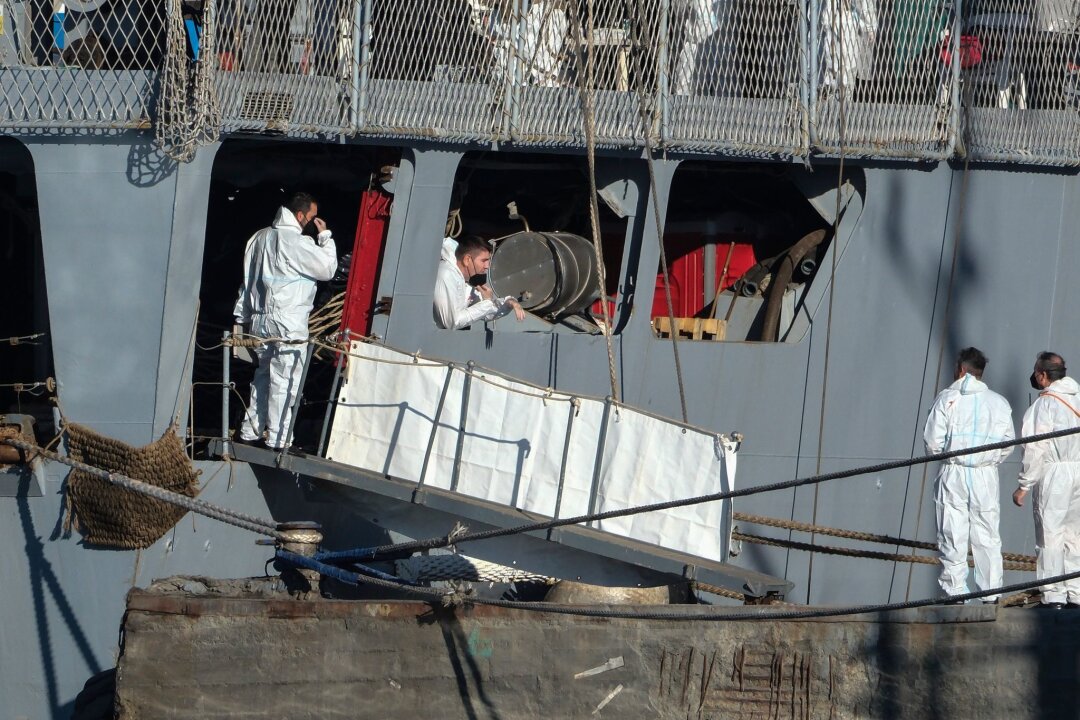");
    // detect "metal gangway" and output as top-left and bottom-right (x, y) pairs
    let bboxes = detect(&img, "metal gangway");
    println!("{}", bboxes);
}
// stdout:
(211, 336), (792, 598)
